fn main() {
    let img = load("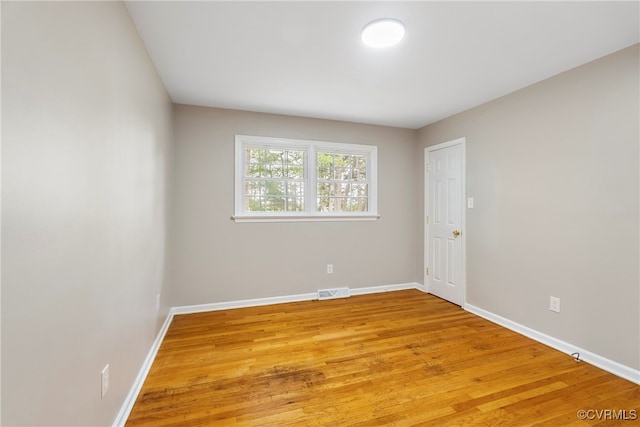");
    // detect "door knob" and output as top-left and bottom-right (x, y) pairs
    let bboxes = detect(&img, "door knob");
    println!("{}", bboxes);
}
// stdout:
(452, 230), (461, 238)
